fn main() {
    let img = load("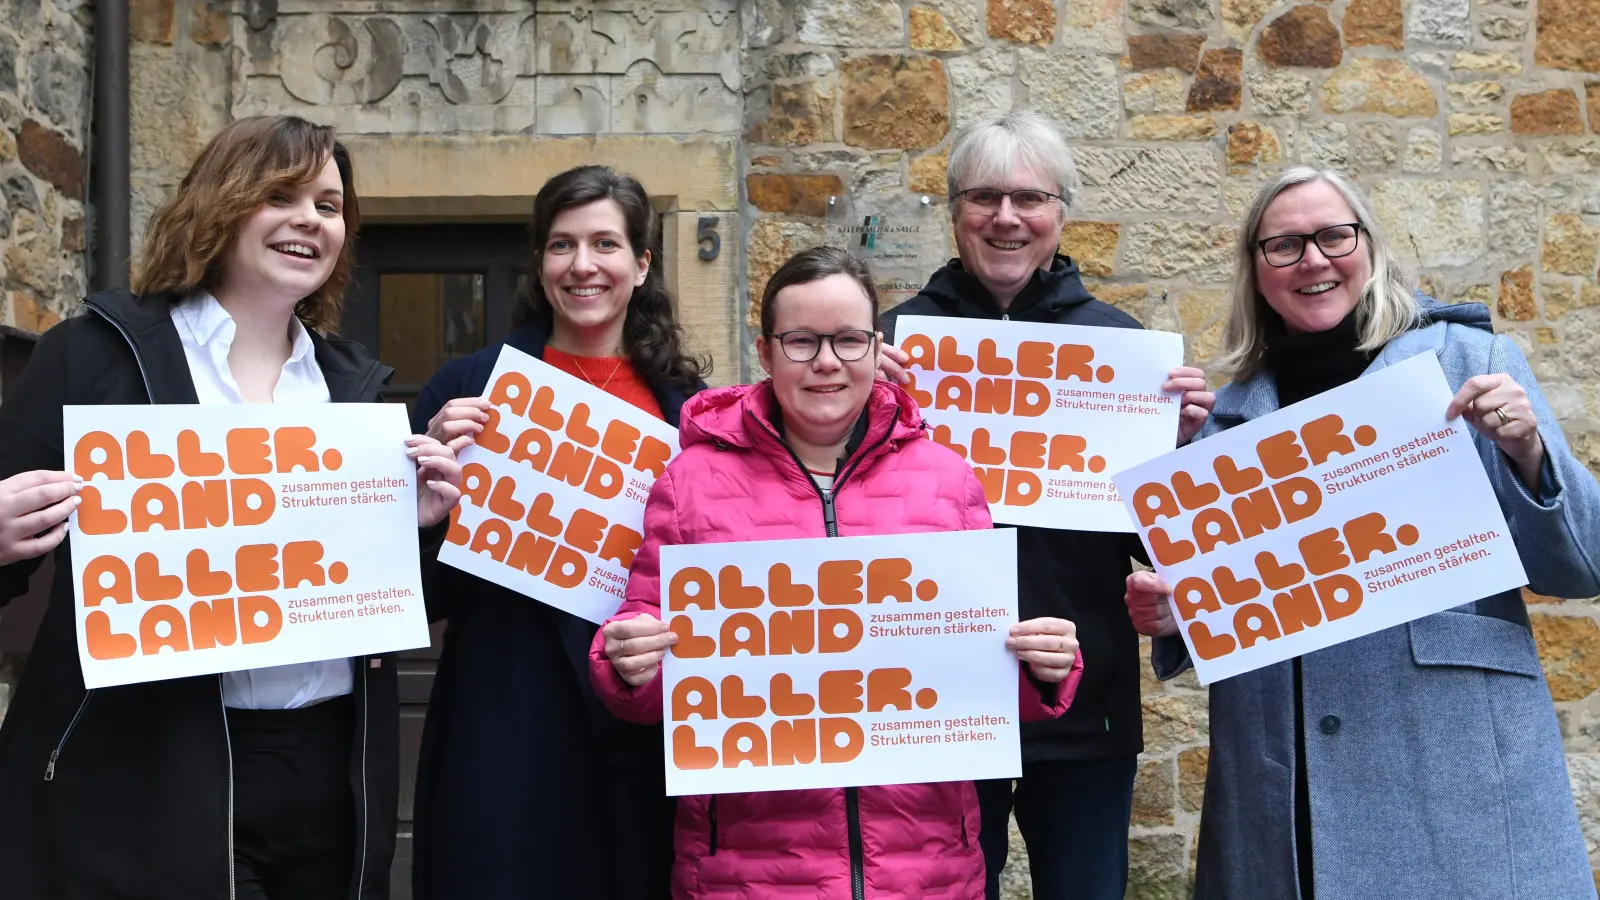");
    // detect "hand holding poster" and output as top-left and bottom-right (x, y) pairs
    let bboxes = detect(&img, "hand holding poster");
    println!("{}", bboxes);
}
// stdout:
(893, 315), (1184, 532)
(439, 345), (678, 623)
(1111, 353), (1528, 685)
(660, 529), (1020, 796)
(65, 404), (430, 689)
